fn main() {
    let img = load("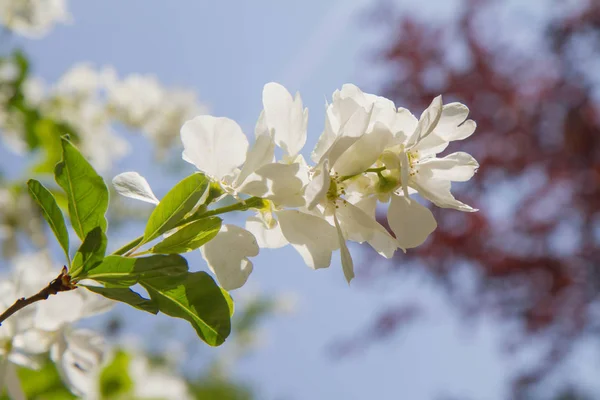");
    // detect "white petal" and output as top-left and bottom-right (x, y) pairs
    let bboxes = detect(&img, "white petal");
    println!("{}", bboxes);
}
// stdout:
(334, 214), (354, 284)
(4, 364), (25, 400)
(353, 195), (378, 218)
(311, 102), (338, 163)
(277, 210), (339, 269)
(51, 328), (105, 398)
(437, 103), (468, 131)
(181, 116), (248, 180)
(392, 108), (418, 141)
(336, 202), (399, 258)
(254, 110), (269, 138)
(326, 105), (373, 168)
(433, 102), (476, 142)
(388, 194), (437, 249)
(12, 329), (53, 355)
(407, 95), (442, 147)
(305, 161), (330, 210)
(332, 122), (394, 176)
(413, 174), (477, 212)
(238, 162), (306, 207)
(112, 172), (159, 205)
(235, 132), (275, 186)
(35, 291), (85, 331)
(201, 224), (258, 290)
(262, 82), (307, 157)
(453, 119), (477, 141)
(246, 215), (288, 249)
(76, 287), (115, 319)
(418, 152), (479, 182)
(412, 132), (449, 157)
